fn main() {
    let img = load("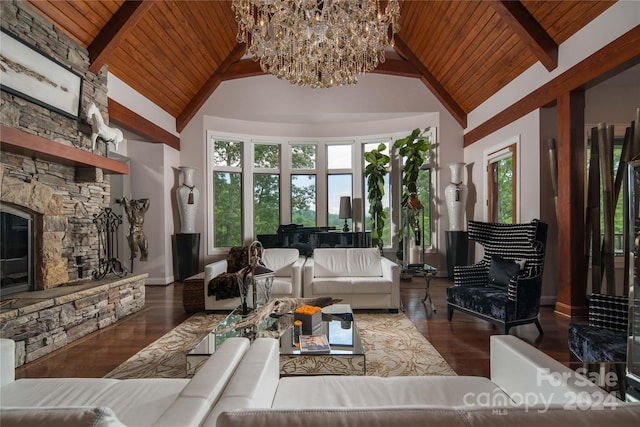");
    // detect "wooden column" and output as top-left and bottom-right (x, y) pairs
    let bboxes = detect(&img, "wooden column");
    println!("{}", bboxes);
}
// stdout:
(555, 90), (587, 318)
